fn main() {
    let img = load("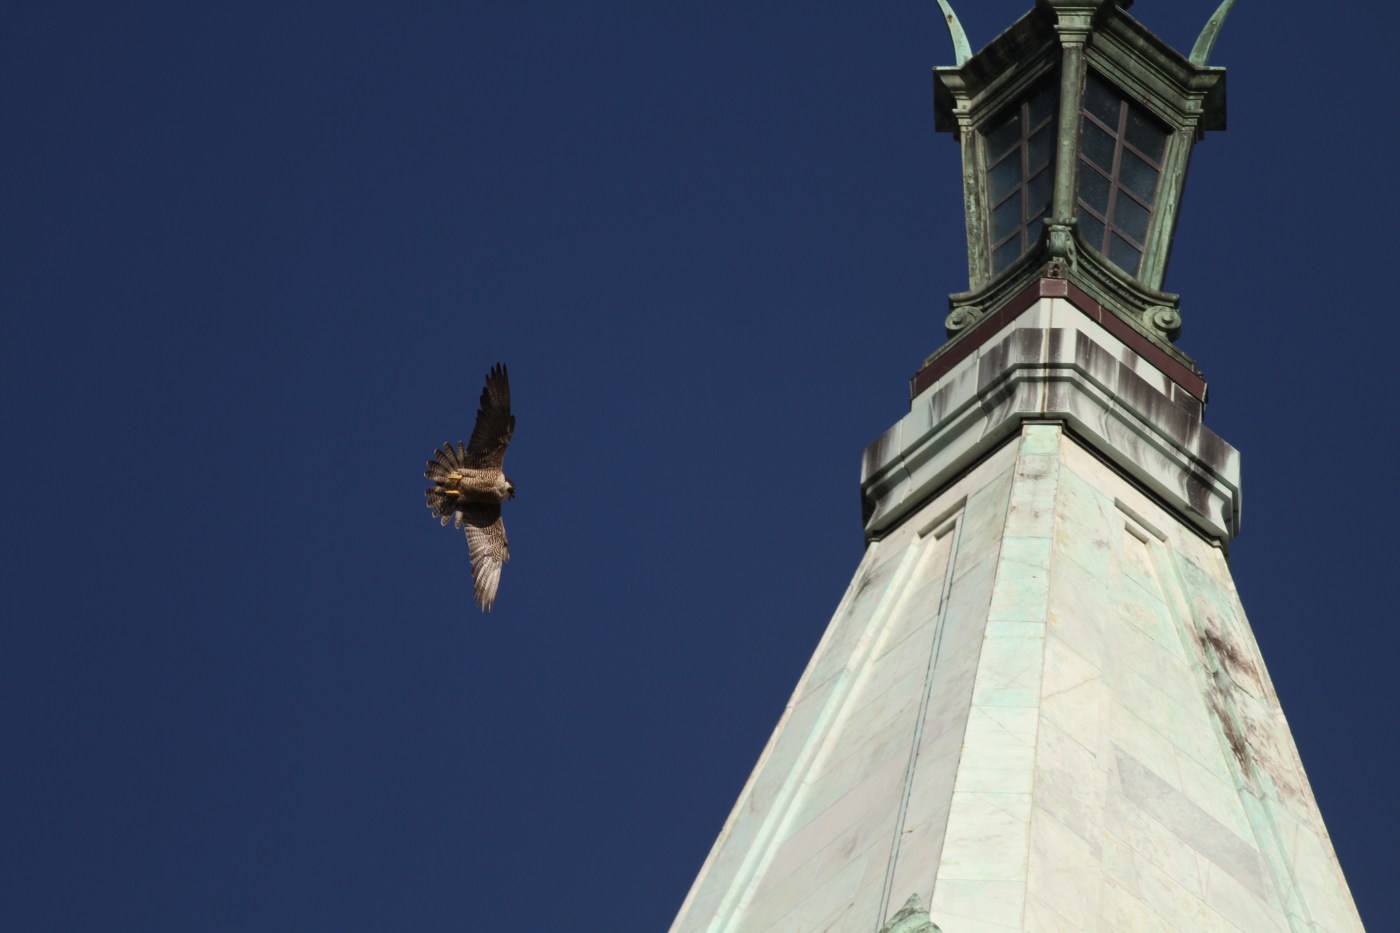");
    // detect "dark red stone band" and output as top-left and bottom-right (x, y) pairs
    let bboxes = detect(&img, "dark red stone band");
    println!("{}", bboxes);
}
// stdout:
(910, 278), (1208, 403)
